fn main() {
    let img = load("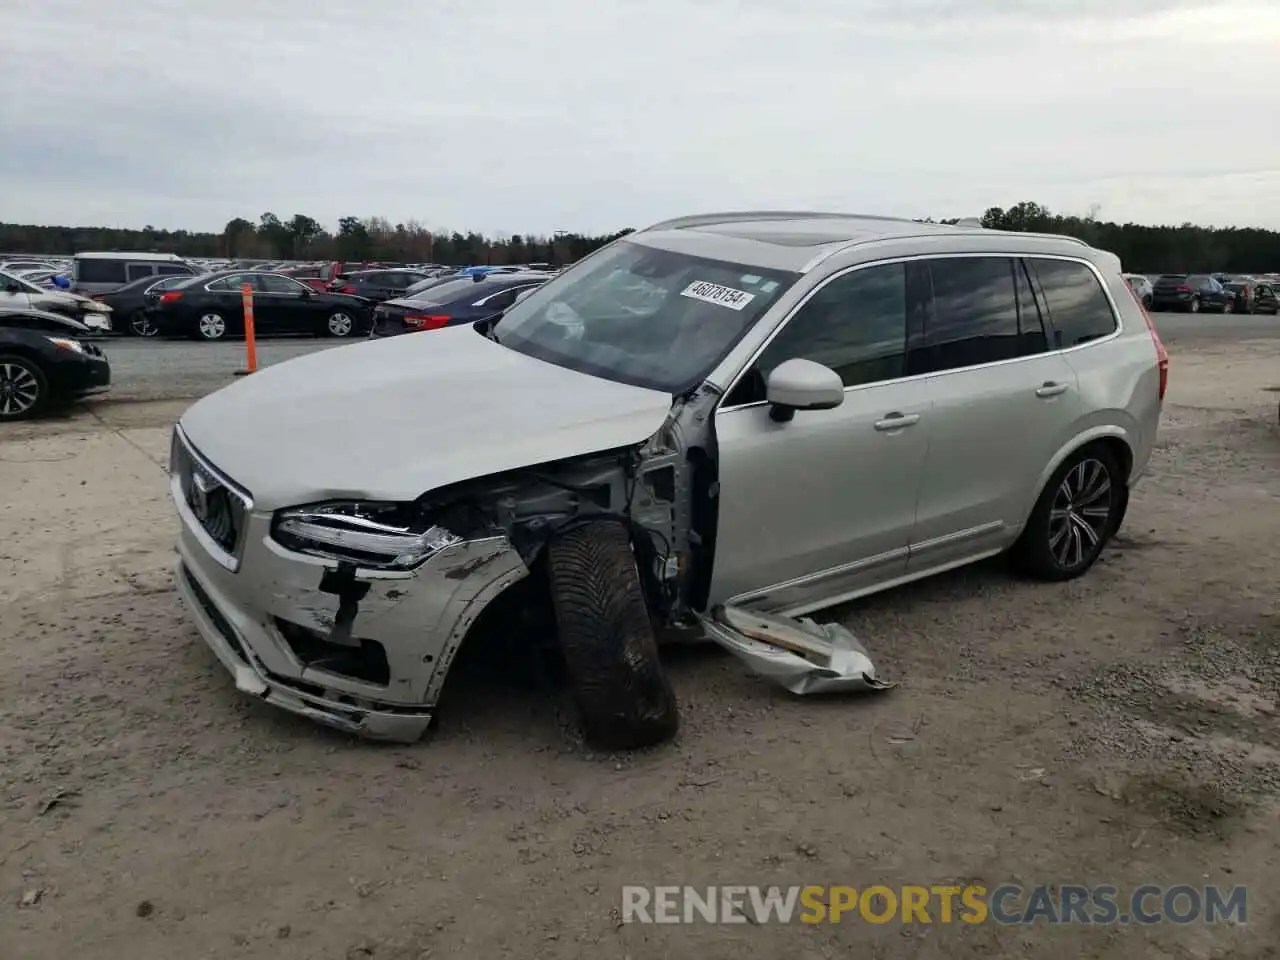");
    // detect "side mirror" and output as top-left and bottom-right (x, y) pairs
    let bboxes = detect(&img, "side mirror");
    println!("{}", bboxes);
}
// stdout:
(765, 358), (844, 423)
